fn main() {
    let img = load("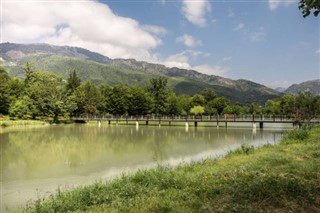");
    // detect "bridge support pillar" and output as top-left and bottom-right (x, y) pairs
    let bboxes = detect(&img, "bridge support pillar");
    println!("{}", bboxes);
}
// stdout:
(169, 121), (171, 126)
(259, 122), (263, 128)
(225, 122), (227, 128)
(108, 120), (111, 125)
(194, 121), (198, 127)
(146, 121), (149, 125)
(252, 122), (256, 129)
